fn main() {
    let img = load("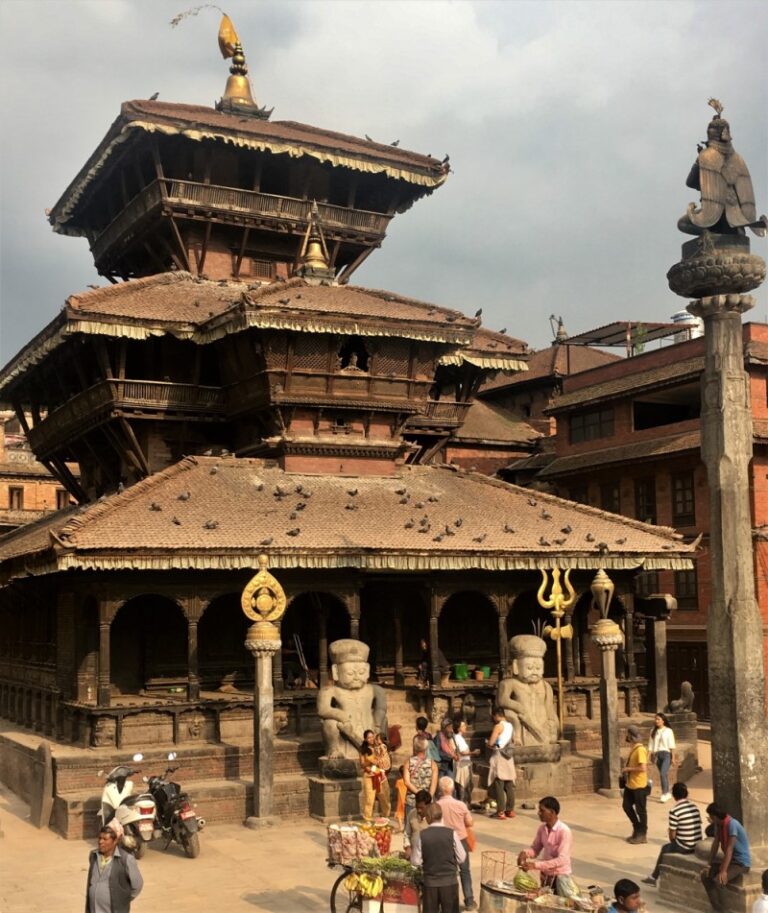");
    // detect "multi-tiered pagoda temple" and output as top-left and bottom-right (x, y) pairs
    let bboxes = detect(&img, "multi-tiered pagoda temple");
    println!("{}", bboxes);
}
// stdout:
(0, 21), (694, 831)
